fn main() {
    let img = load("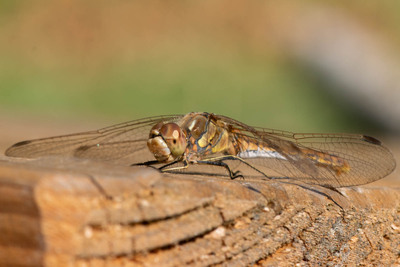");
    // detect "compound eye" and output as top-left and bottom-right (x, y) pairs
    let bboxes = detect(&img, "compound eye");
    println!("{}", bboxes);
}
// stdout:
(160, 123), (182, 139)
(160, 123), (187, 157)
(149, 122), (164, 138)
